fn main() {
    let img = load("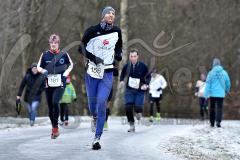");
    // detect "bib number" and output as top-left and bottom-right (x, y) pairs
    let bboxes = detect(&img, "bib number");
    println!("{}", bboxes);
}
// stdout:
(87, 63), (104, 79)
(48, 74), (62, 87)
(128, 77), (140, 89)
